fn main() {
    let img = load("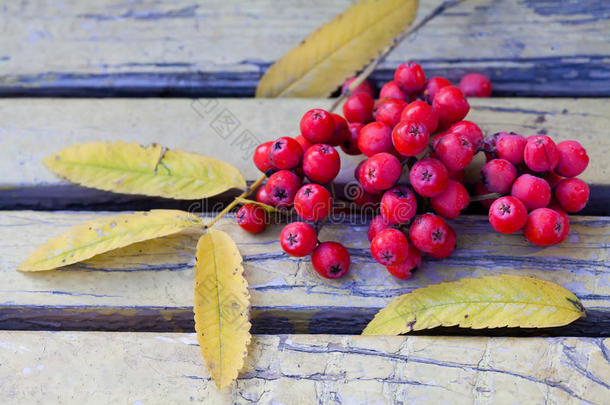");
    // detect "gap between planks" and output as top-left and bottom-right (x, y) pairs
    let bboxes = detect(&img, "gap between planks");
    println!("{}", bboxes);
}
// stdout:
(0, 212), (608, 336)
